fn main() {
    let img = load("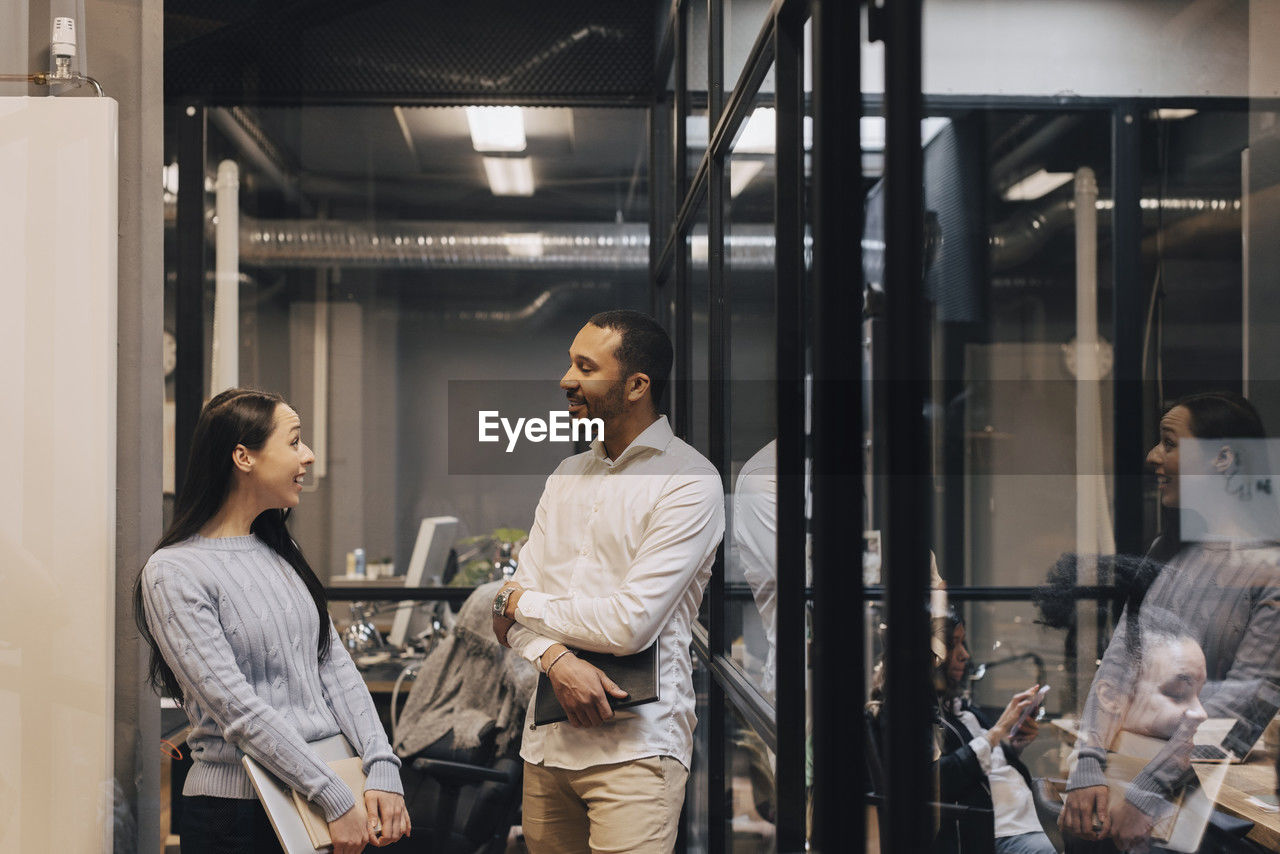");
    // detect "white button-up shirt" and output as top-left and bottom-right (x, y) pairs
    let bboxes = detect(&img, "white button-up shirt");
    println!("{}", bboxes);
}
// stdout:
(507, 415), (725, 771)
